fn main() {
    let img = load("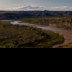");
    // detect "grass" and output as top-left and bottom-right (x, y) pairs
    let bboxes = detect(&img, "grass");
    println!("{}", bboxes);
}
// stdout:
(0, 21), (64, 48)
